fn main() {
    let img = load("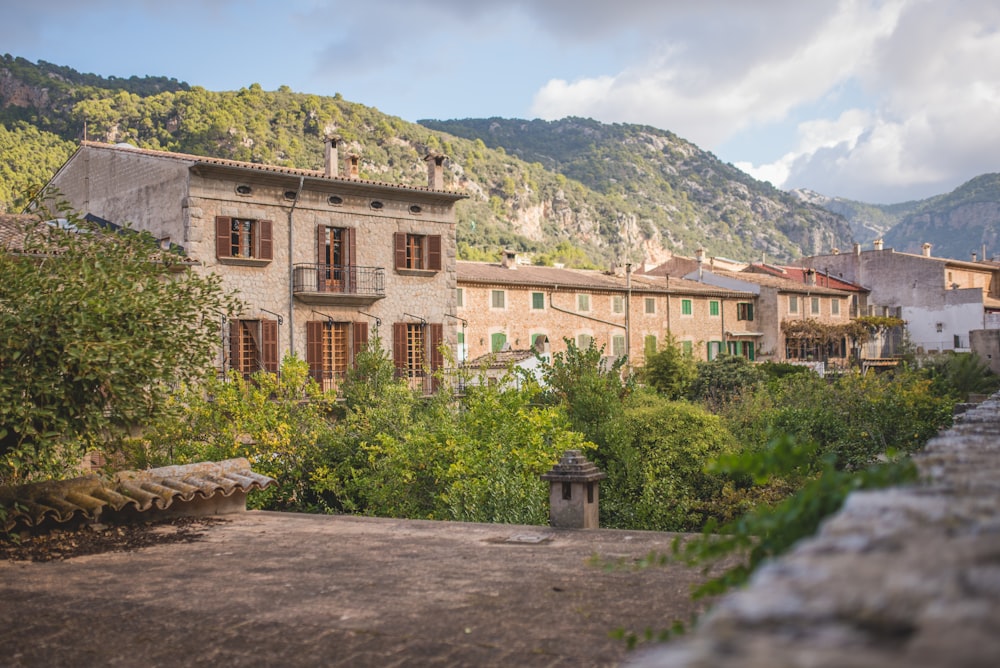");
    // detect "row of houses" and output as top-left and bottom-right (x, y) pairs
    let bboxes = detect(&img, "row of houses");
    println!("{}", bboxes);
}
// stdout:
(24, 139), (1000, 388)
